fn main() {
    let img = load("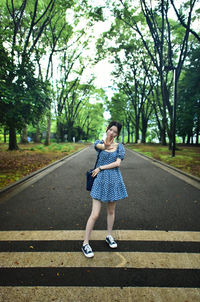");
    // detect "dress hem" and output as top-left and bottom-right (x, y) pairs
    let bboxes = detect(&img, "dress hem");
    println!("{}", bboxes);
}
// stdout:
(90, 195), (128, 203)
